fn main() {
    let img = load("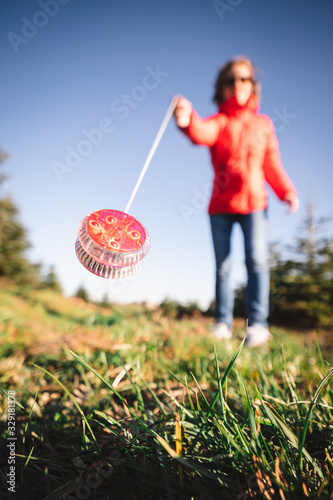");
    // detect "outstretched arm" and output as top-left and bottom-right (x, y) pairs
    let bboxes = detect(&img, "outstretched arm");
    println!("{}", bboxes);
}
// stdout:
(173, 96), (222, 147)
